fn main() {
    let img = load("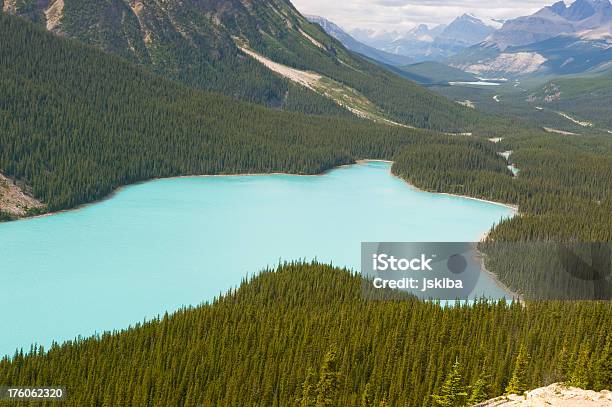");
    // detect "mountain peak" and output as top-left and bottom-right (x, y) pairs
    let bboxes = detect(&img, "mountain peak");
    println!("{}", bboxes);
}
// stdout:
(458, 13), (482, 22)
(438, 13), (495, 45)
(550, 1), (568, 15)
(565, 0), (598, 20)
(561, 0), (612, 21)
